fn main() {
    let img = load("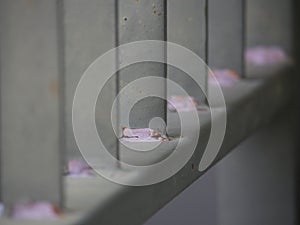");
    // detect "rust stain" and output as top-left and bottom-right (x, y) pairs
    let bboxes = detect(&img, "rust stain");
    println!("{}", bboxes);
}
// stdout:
(25, 0), (34, 6)
(49, 79), (58, 96)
